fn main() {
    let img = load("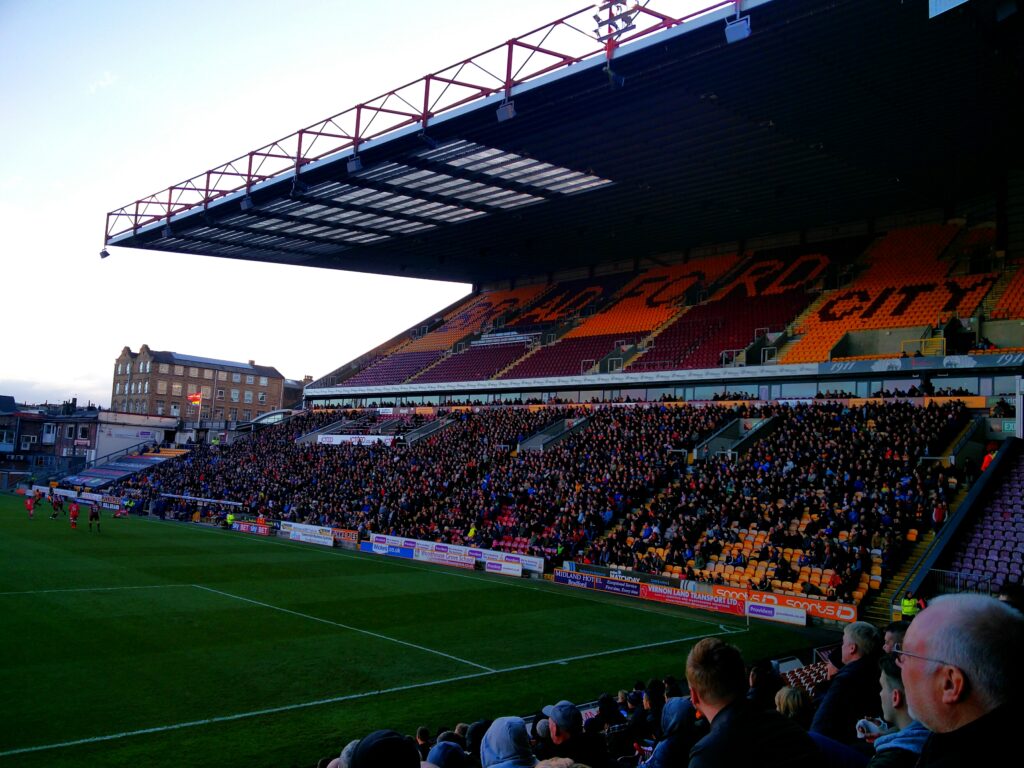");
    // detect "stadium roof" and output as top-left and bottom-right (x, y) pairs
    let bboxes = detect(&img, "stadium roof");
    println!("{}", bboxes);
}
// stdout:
(105, 0), (1023, 285)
